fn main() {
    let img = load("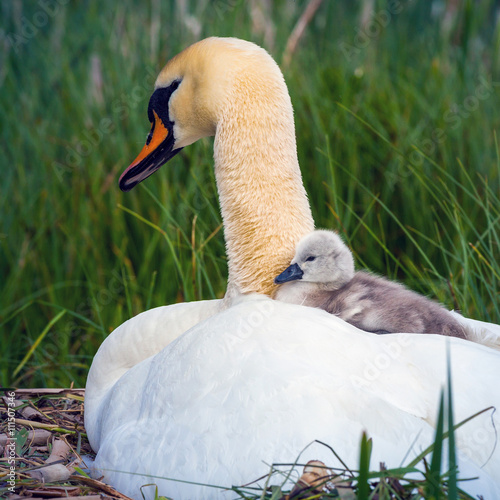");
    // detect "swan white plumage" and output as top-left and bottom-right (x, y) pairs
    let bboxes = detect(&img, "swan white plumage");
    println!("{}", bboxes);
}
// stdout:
(85, 37), (500, 499)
